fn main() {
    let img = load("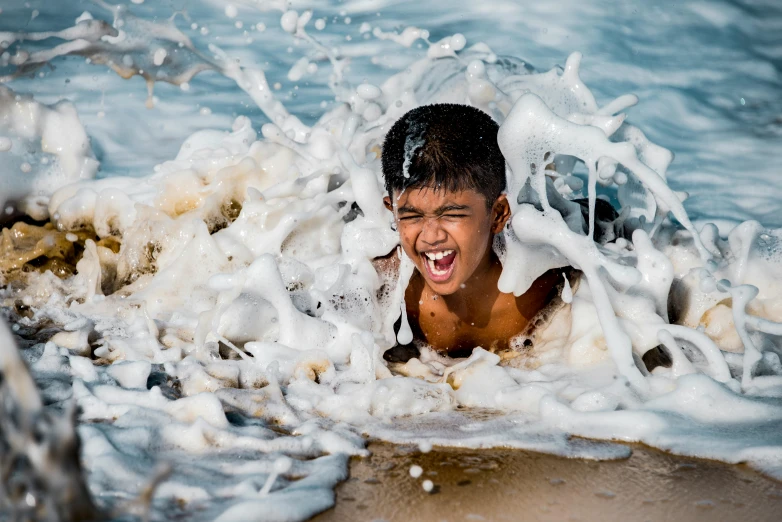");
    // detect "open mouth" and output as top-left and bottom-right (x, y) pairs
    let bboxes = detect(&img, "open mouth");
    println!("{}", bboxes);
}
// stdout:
(421, 249), (457, 283)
